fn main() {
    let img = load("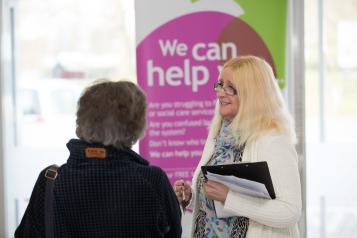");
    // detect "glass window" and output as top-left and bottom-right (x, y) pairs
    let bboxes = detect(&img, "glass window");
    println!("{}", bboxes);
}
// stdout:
(305, 0), (357, 237)
(50, 89), (78, 115)
(15, 0), (136, 148)
(3, 0), (136, 236)
(19, 89), (40, 115)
